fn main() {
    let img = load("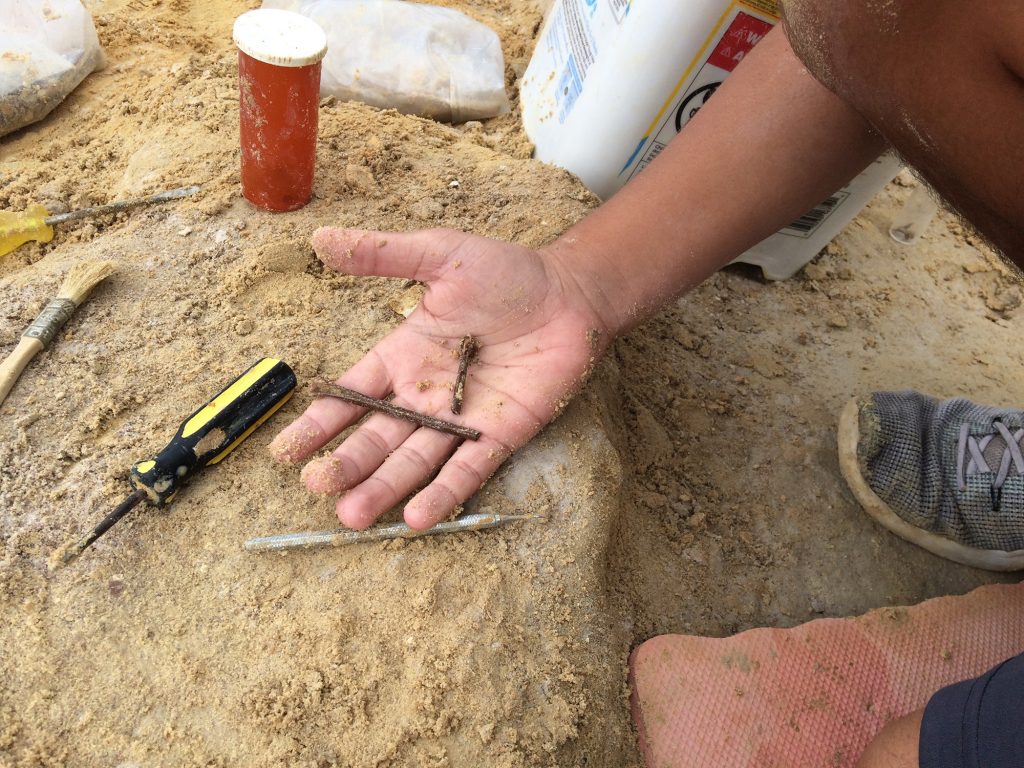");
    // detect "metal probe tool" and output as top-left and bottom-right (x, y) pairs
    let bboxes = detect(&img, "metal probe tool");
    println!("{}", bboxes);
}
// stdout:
(245, 512), (543, 553)
(51, 358), (296, 568)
